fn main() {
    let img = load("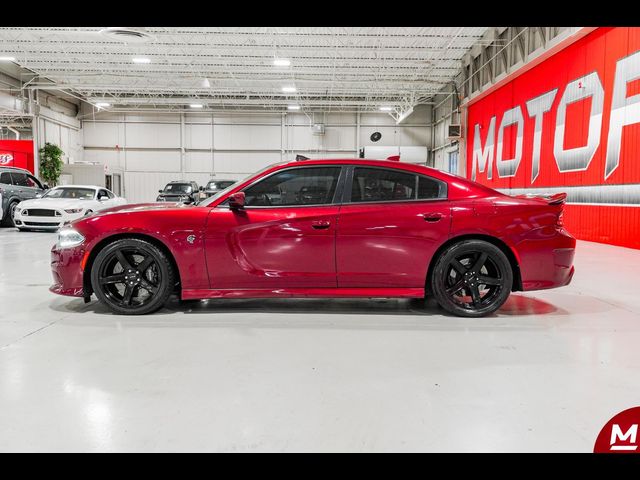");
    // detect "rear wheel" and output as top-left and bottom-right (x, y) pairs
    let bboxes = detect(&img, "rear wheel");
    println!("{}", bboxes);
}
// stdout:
(91, 238), (175, 315)
(431, 240), (513, 317)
